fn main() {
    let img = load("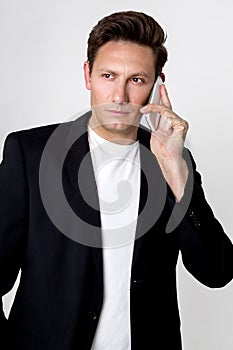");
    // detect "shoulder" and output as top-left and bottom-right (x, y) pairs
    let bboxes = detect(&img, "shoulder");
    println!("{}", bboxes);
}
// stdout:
(1, 122), (74, 165)
(8, 122), (63, 144)
(1, 124), (62, 166)
(2, 112), (91, 162)
(8, 111), (91, 148)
